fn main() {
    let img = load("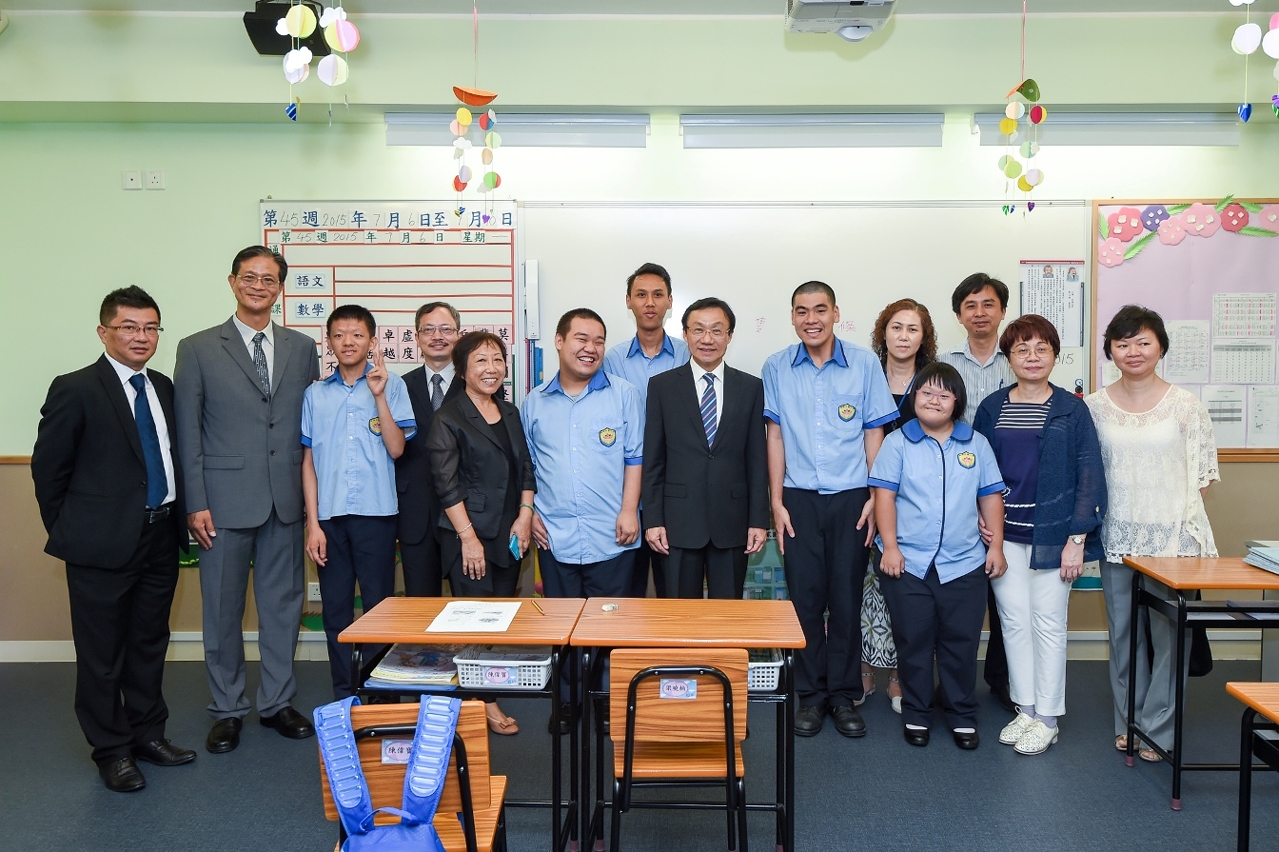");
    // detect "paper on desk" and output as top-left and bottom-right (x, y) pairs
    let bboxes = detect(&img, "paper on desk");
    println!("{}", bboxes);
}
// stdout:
(426, 600), (521, 633)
